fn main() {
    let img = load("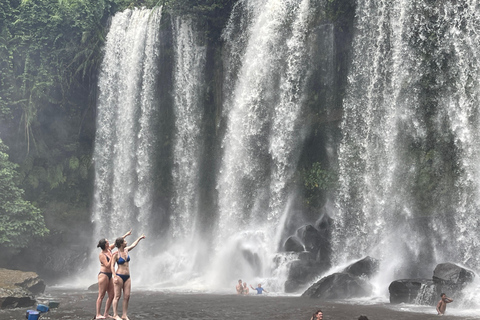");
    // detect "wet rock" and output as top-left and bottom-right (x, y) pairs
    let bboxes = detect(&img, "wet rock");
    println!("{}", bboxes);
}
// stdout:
(284, 259), (322, 293)
(342, 256), (379, 278)
(388, 279), (435, 304)
(0, 288), (36, 309)
(284, 236), (304, 252)
(88, 282), (99, 291)
(302, 272), (373, 299)
(0, 268), (44, 309)
(433, 262), (474, 286)
(284, 218), (335, 293)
